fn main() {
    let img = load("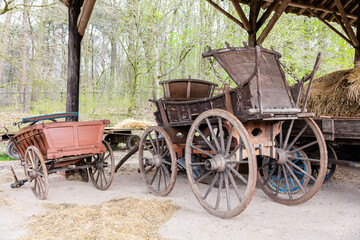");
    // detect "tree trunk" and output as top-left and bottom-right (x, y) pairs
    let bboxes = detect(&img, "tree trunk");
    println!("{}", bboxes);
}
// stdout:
(66, 0), (83, 121)
(0, 12), (12, 83)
